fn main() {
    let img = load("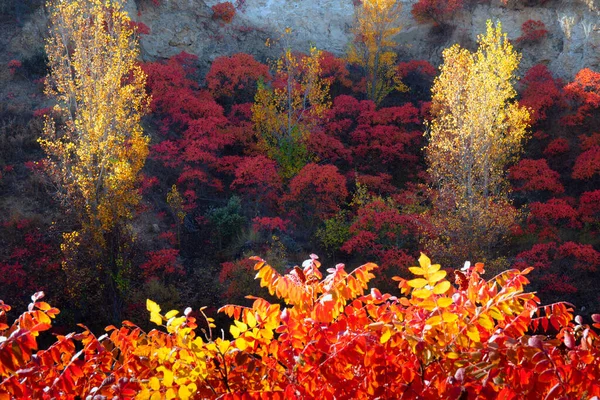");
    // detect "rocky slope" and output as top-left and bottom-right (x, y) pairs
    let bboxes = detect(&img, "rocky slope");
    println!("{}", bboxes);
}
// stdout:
(6, 0), (600, 79)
